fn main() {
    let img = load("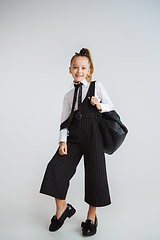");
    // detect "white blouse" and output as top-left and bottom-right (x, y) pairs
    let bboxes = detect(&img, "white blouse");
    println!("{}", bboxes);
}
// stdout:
(59, 79), (114, 143)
